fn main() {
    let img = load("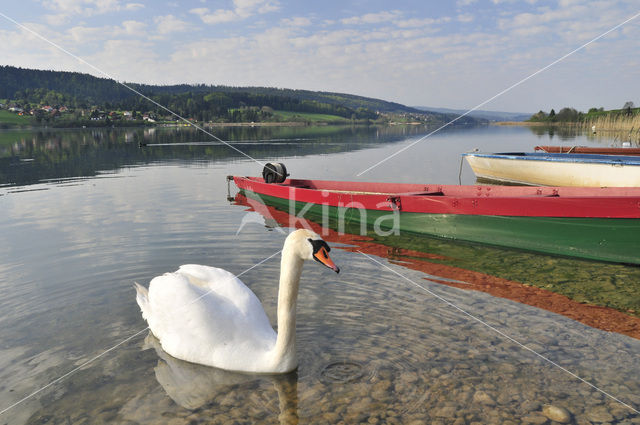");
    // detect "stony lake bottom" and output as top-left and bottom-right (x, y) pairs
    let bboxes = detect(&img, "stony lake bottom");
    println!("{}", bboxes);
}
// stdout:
(0, 124), (639, 424)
